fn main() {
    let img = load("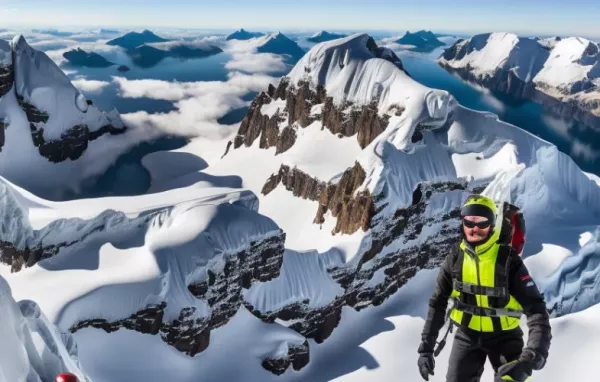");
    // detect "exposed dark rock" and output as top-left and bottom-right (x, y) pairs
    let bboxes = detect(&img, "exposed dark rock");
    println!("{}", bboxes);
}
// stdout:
(274, 77), (289, 100)
(0, 62), (13, 97)
(439, 62), (536, 101)
(249, 180), (487, 358)
(0, 211), (152, 273)
(16, 95), (127, 163)
(233, 91), (272, 149)
(439, 57), (600, 129)
(0, 240), (58, 273)
(262, 164), (326, 201)
(117, 65), (130, 72)
(0, 118), (6, 151)
(261, 340), (309, 375)
(72, 231), (286, 357)
(321, 96), (390, 149)
(275, 126), (296, 154)
(230, 77), (393, 157)
(314, 162), (372, 235)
